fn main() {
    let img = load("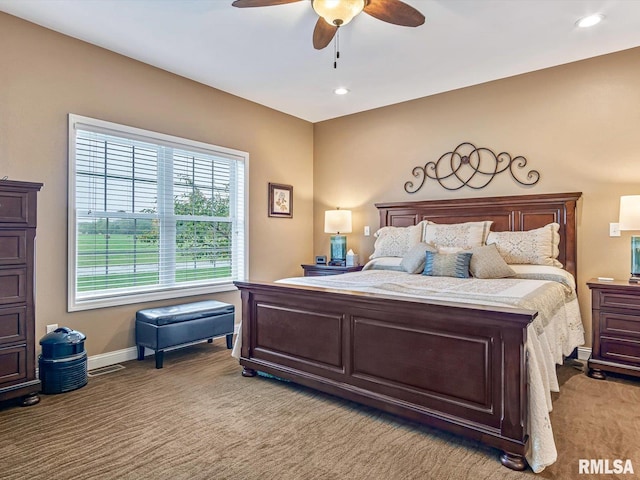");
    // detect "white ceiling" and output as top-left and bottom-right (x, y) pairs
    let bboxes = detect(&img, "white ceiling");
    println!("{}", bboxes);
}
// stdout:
(2, 0), (640, 123)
